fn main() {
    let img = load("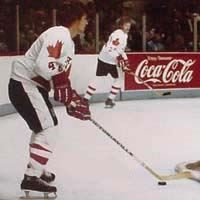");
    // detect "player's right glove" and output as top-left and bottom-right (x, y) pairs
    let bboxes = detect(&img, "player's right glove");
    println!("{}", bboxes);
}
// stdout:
(66, 90), (91, 121)
(52, 72), (91, 120)
(116, 55), (132, 73)
(52, 71), (73, 105)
